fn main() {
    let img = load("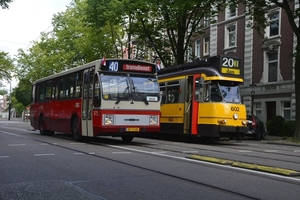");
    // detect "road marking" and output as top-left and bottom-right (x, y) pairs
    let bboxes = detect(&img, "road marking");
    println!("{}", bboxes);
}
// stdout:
(74, 153), (84, 155)
(0, 156), (9, 158)
(34, 154), (55, 156)
(8, 144), (26, 146)
(151, 151), (167, 154)
(182, 151), (198, 153)
(89, 152), (95, 155)
(294, 150), (300, 153)
(106, 144), (300, 182)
